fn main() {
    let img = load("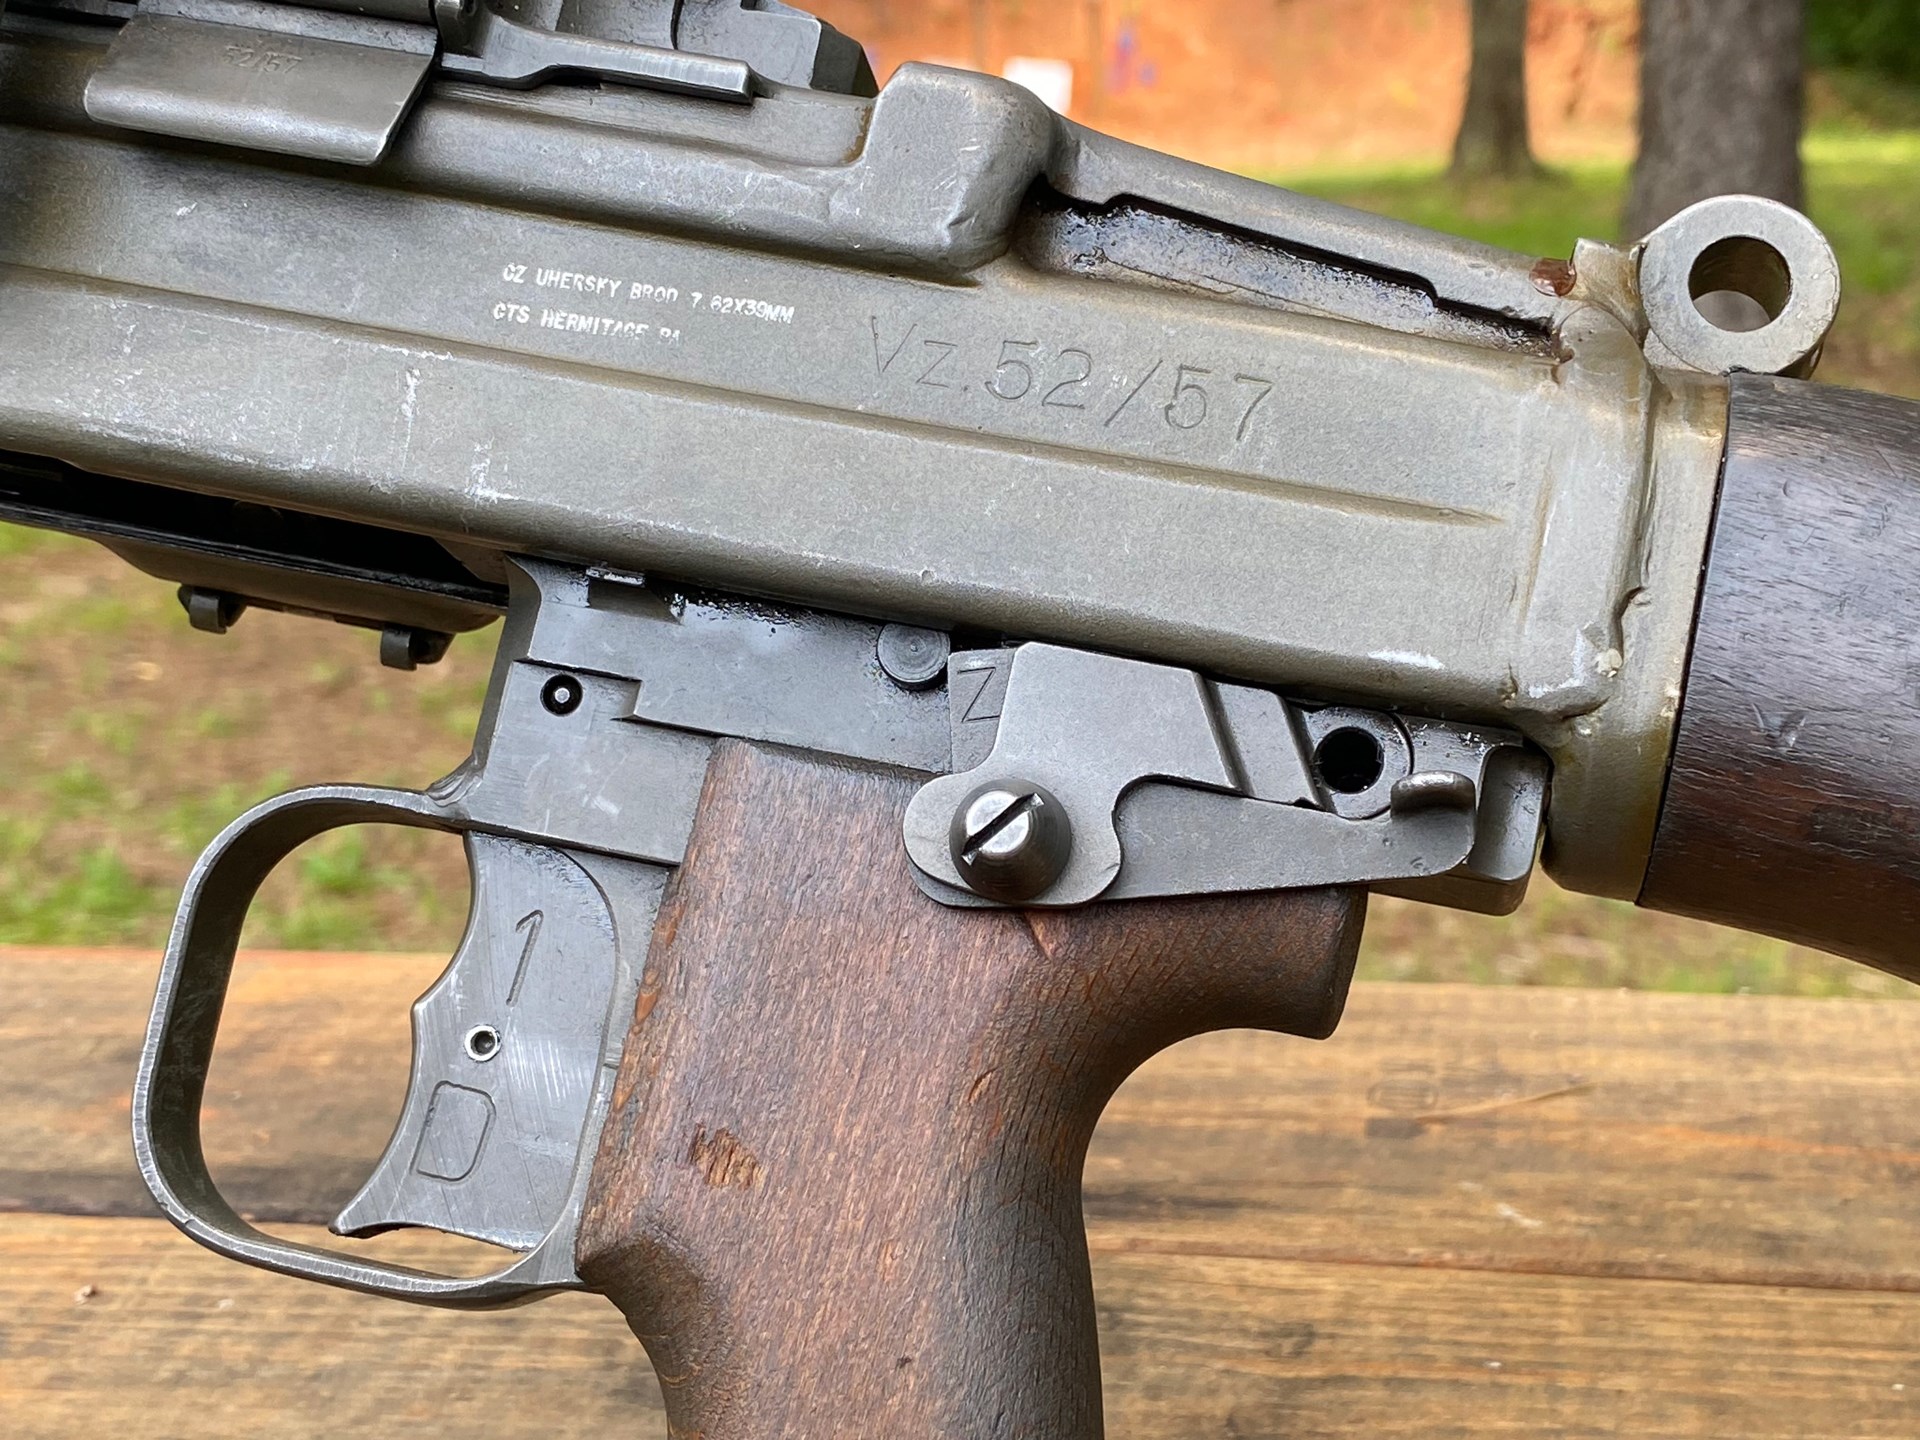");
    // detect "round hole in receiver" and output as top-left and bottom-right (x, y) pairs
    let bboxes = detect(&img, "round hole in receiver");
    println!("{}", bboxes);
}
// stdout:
(1314, 726), (1386, 795)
